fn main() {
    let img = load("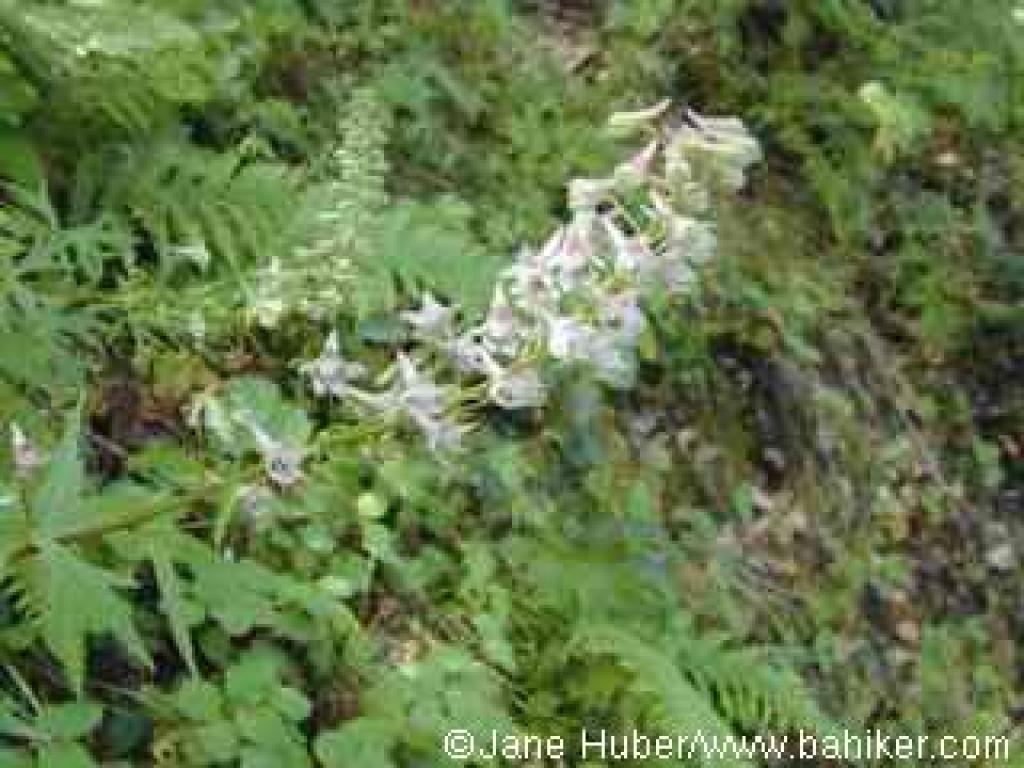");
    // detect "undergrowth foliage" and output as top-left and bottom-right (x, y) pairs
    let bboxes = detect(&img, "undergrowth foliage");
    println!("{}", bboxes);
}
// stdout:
(1, 80), (836, 762)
